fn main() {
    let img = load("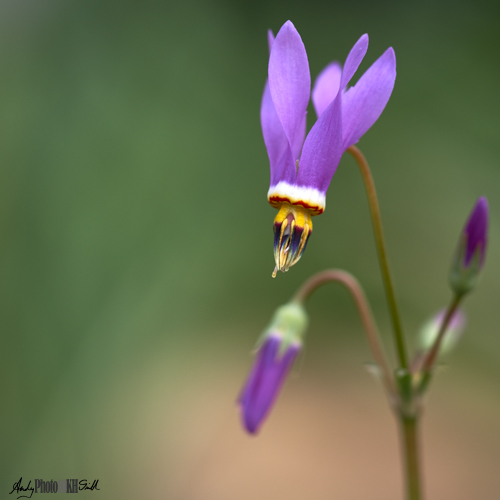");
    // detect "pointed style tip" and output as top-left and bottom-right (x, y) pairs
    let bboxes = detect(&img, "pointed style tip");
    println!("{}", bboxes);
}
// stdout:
(272, 266), (278, 278)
